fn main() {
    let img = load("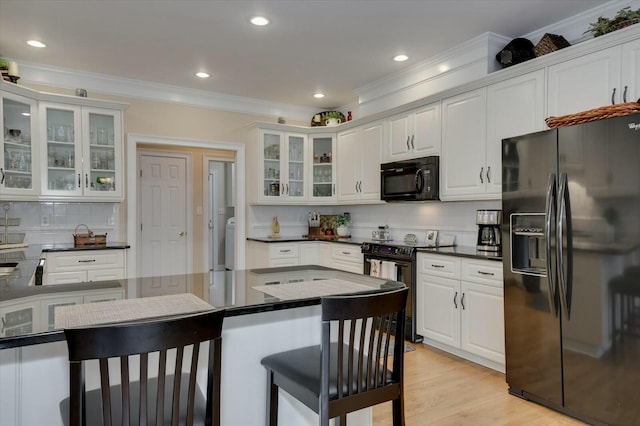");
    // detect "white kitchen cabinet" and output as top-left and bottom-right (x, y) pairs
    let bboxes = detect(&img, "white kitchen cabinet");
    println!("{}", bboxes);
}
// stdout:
(548, 39), (640, 118)
(40, 103), (123, 200)
(39, 294), (84, 331)
(416, 253), (504, 371)
(44, 249), (126, 285)
(257, 129), (307, 203)
(442, 70), (545, 201)
(0, 90), (40, 199)
(385, 102), (441, 162)
(336, 122), (383, 203)
(309, 134), (337, 202)
(327, 243), (363, 274)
